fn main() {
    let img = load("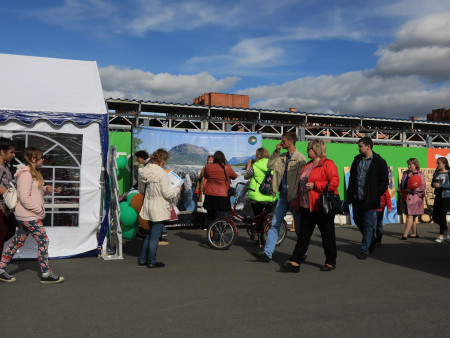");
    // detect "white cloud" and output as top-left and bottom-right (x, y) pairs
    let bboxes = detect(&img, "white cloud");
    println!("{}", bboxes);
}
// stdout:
(238, 71), (450, 118)
(100, 66), (240, 102)
(29, 0), (115, 31)
(187, 36), (286, 72)
(373, 11), (450, 81)
(389, 11), (450, 51)
(126, 0), (246, 34)
(374, 46), (450, 80)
